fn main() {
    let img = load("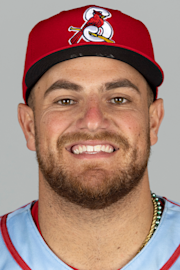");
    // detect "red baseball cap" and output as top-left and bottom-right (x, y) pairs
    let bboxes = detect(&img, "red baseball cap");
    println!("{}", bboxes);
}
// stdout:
(23, 5), (164, 104)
